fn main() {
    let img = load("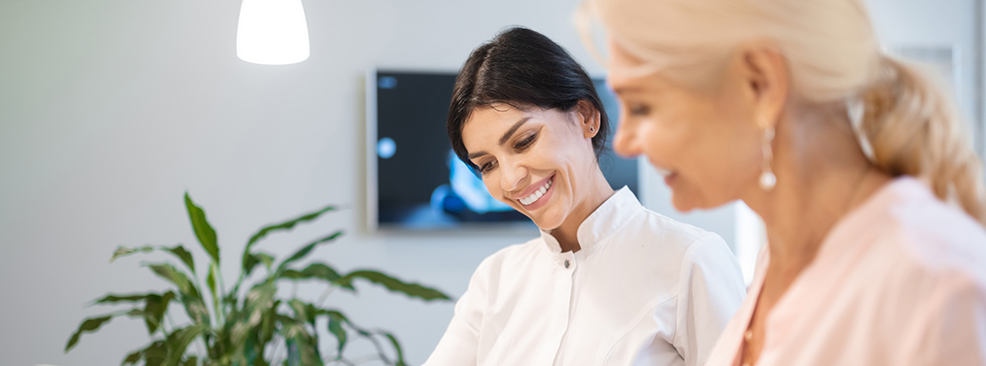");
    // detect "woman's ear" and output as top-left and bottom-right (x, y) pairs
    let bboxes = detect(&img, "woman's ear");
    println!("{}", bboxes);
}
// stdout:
(736, 42), (789, 128)
(576, 99), (601, 138)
